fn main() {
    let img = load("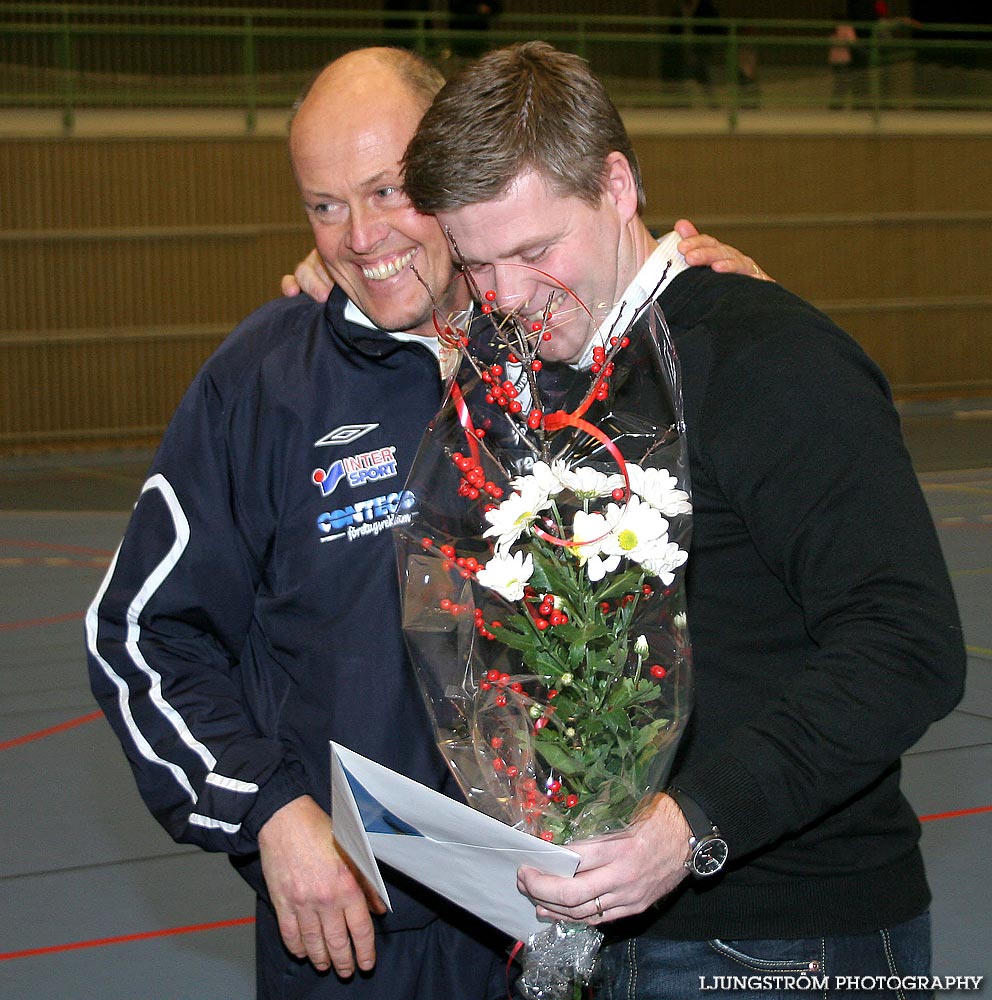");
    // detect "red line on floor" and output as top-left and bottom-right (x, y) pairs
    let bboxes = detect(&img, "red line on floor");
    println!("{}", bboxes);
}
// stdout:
(0, 917), (257, 962)
(2, 556), (110, 568)
(0, 710), (103, 751)
(0, 538), (114, 557)
(0, 610), (86, 632)
(919, 804), (992, 822)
